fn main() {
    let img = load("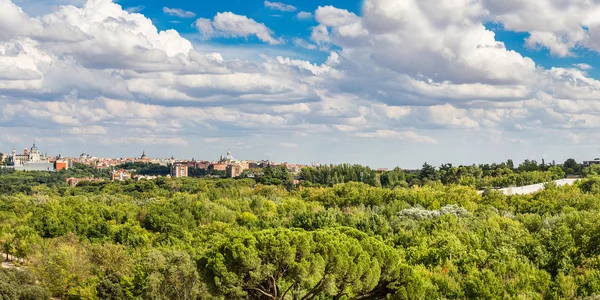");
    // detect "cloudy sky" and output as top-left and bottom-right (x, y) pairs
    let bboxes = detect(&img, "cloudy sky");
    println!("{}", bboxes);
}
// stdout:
(2, 0), (600, 168)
